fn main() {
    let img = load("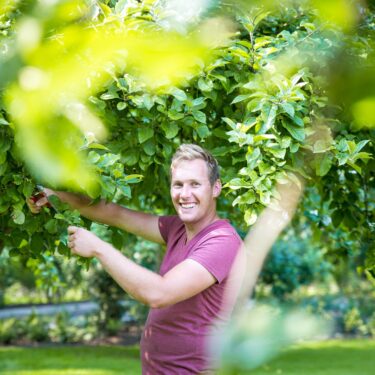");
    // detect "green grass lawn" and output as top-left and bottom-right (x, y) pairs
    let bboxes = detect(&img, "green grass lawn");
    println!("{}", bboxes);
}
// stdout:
(234, 339), (375, 375)
(0, 340), (374, 375)
(0, 345), (141, 375)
